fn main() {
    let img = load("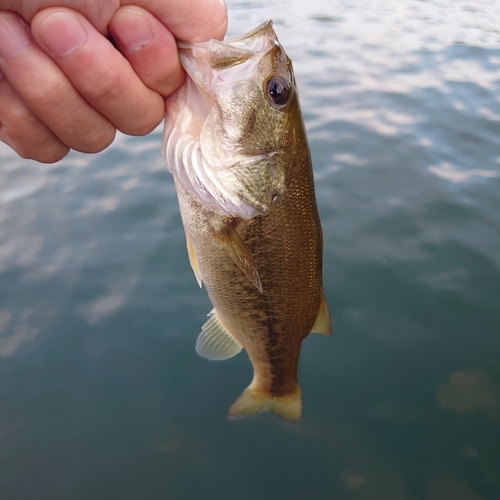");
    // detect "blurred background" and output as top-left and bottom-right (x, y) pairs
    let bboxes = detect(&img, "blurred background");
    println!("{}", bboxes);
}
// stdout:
(0, 0), (499, 498)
